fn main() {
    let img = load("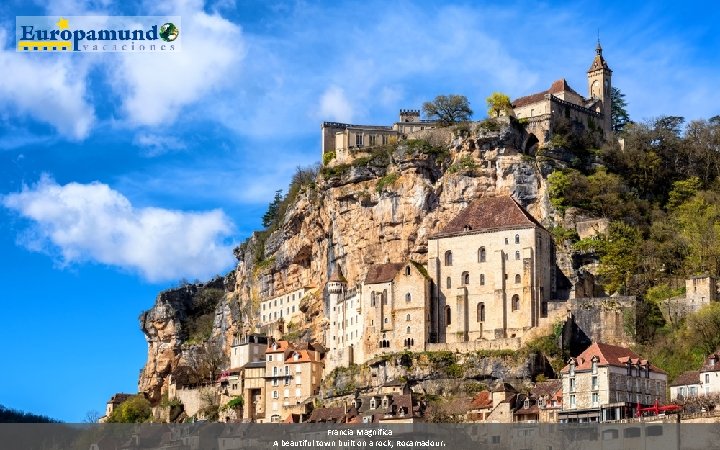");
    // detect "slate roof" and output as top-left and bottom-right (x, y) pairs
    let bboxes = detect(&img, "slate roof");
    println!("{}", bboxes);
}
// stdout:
(561, 342), (666, 374)
(432, 196), (543, 238)
(670, 371), (700, 387)
(364, 263), (406, 284)
(587, 43), (612, 73)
